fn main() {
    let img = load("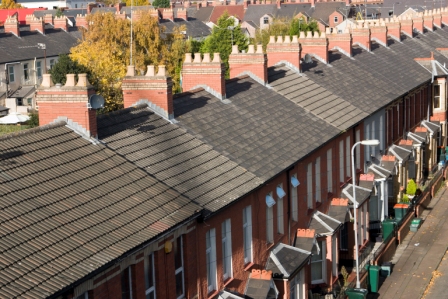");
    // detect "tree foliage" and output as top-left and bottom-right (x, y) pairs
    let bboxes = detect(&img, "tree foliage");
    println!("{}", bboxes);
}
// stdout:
(152, 0), (170, 8)
(70, 11), (187, 111)
(0, 0), (22, 9)
(49, 54), (90, 85)
(200, 11), (248, 78)
(124, 0), (150, 6)
(253, 17), (320, 52)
